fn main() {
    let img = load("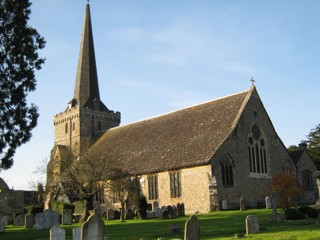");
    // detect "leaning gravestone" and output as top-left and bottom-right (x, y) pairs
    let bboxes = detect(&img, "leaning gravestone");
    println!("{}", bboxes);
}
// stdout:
(63, 209), (72, 225)
(14, 214), (25, 226)
(25, 214), (34, 228)
(106, 208), (114, 220)
(81, 214), (104, 240)
(184, 215), (200, 240)
(73, 226), (81, 240)
(50, 226), (65, 240)
(246, 215), (259, 235)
